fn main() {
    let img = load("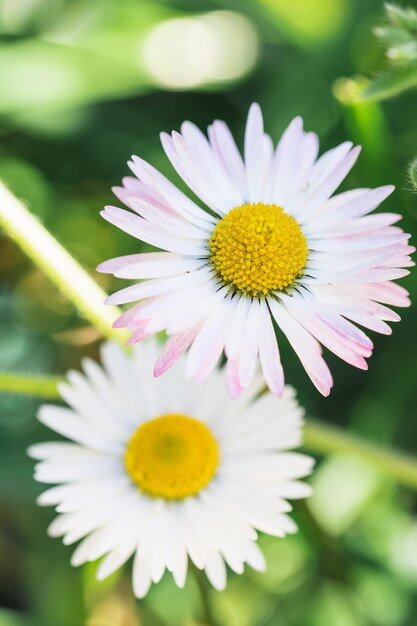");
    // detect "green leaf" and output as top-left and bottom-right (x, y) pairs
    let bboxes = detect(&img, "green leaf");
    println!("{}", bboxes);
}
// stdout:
(360, 61), (417, 101)
(384, 3), (417, 34)
(375, 25), (413, 47)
